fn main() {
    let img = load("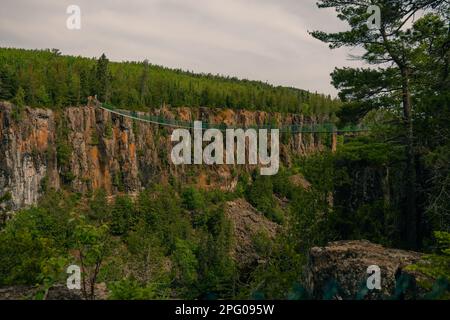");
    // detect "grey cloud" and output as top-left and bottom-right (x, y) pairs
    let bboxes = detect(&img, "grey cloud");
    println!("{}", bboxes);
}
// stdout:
(0, 0), (362, 95)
